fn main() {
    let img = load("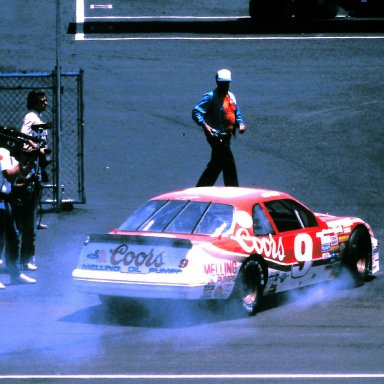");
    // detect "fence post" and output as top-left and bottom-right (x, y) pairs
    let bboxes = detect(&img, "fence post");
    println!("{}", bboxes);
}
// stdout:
(55, 0), (63, 209)
(54, 66), (62, 209)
